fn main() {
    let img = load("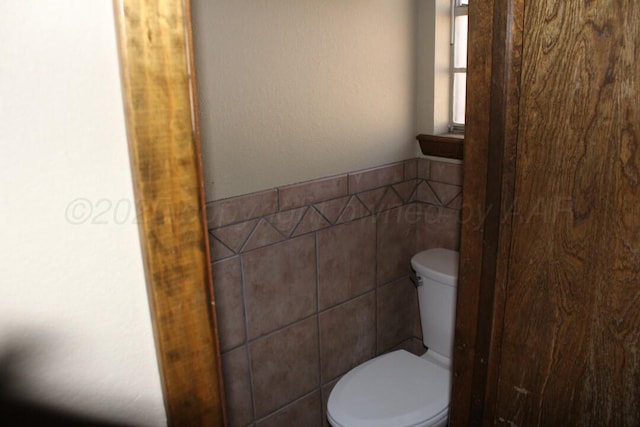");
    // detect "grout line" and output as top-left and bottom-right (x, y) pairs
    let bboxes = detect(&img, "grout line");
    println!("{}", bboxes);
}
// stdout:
(375, 186), (390, 214)
(241, 219), (263, 248)
(239, 255), (250, 343)
(239, 230), (307, 255)
(313, 201), (341, 225)
(425, 180), (445, 206)
(352, 190), (376, 214)
(315, 233), (321, 313)
(374, 212), (379, 355)
(245, 343), (257, 425)
(208, 233), (236, 257)
(317, 288), (376, 315)
(239, 255), (257, 423)
(346, 172), (351, 195)
(407, 179), (420, 203)
(219, 341), (246, 355)
(245, 312), (318, 345)
(253, 388), (320, 425)
(429, 176), (464, 186)
(313, 227), (324, 425)
(402, 158), (407, 181)
(314, 232), (324, 392)
(333, 195), (352, 223)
